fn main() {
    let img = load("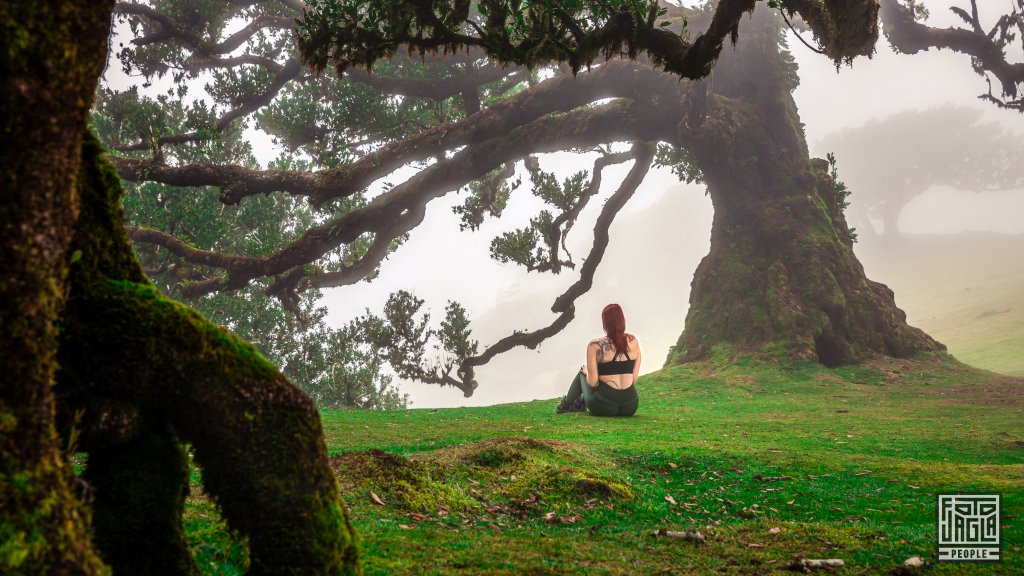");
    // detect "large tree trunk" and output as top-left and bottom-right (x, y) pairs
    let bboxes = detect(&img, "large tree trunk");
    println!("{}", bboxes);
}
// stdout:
(0, 3), (114, 573)
(668, 8), (943, 366)
(2, 4), (361, 574)
(53, 118), (361, 576)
